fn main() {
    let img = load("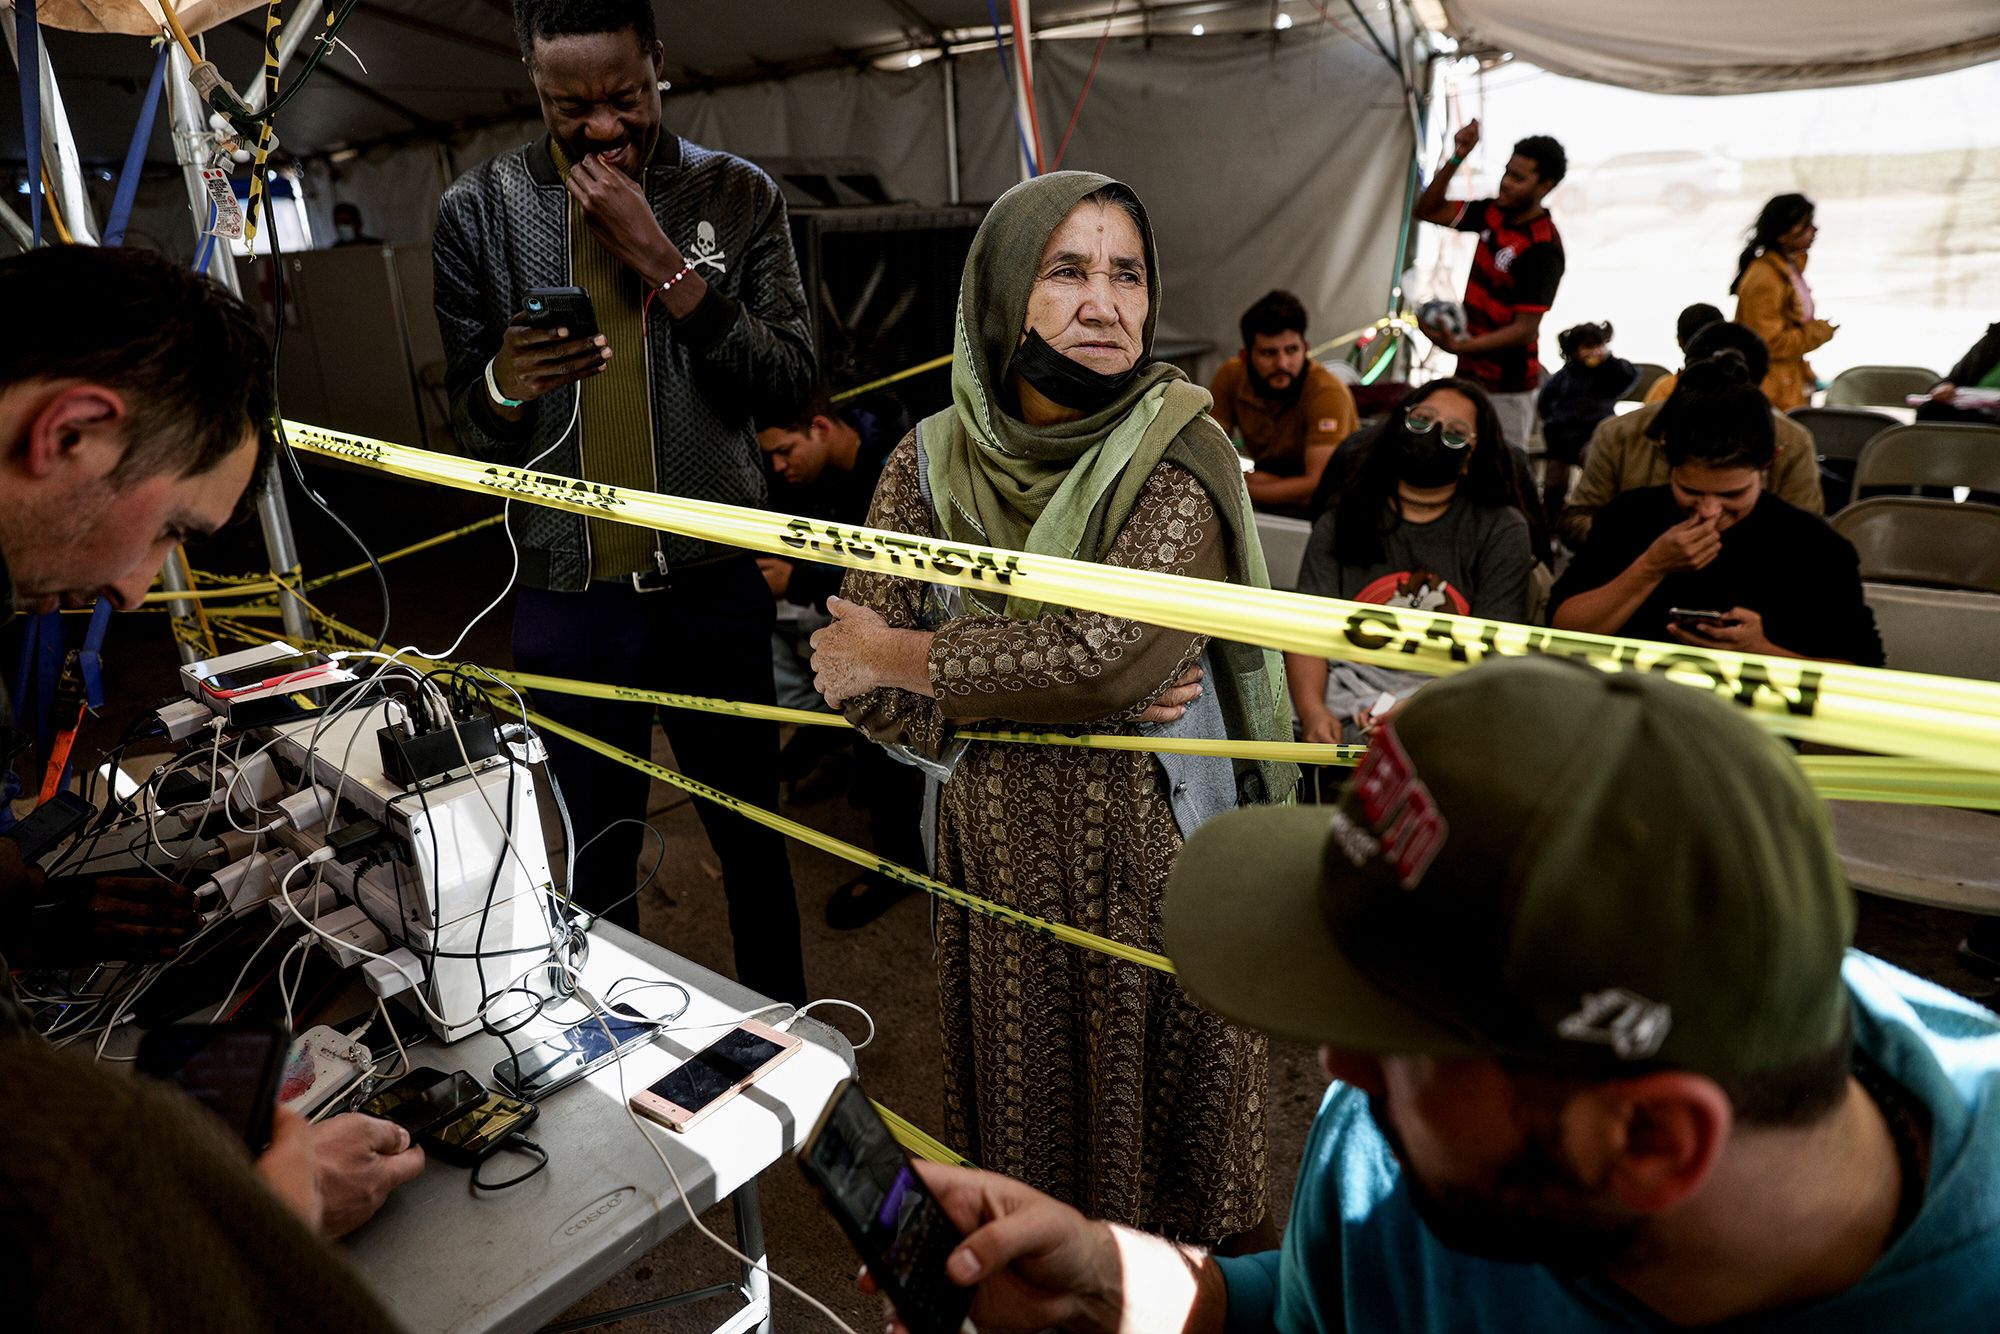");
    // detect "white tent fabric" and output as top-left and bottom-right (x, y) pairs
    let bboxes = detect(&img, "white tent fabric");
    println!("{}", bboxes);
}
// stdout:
(1437, 0), (2000, 95)
(312, 32), (1415, 371)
